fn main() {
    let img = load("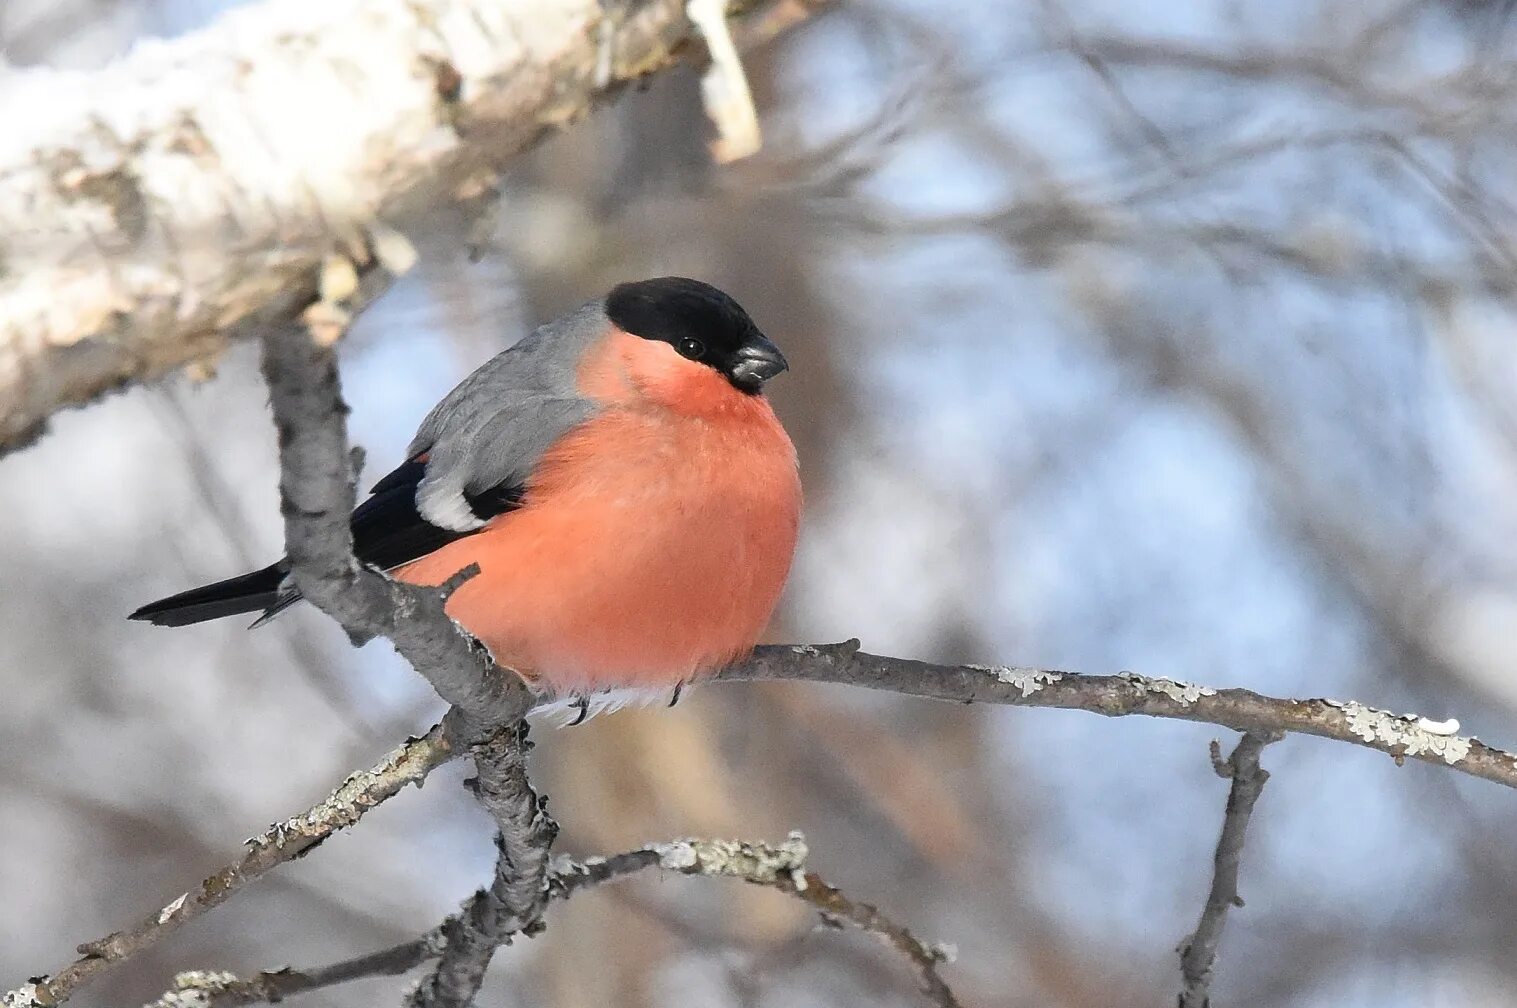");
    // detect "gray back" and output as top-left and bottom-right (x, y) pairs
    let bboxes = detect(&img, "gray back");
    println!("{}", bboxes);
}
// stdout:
(407, 300), (607, 531)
